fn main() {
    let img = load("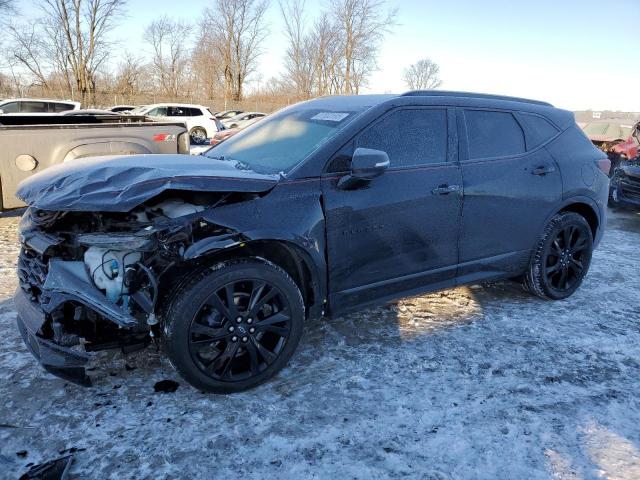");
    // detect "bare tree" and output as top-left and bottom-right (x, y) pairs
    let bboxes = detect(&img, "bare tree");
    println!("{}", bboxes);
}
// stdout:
(192, 20), (226, 101)
(144, 16), (192, 97)
(8, 0), (125, 104)
(203, 0), (269, 102)
(403, 58), (442, 90)
(330, 0), (396, 94)
(9, 21), (51, 91)
(113, 52), (146, 97)
(279, 0), (314, 98)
